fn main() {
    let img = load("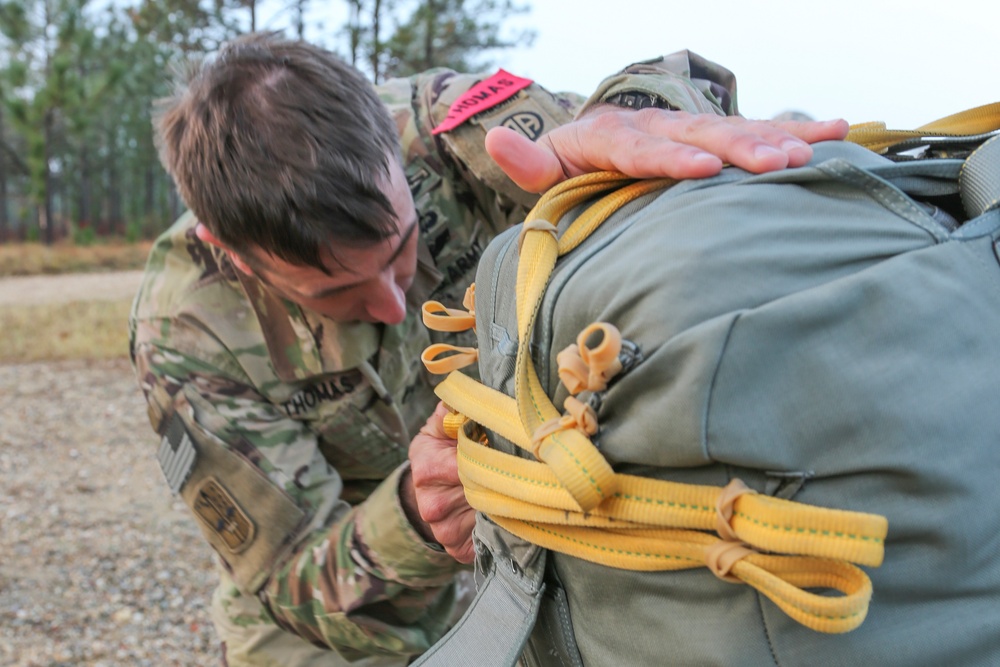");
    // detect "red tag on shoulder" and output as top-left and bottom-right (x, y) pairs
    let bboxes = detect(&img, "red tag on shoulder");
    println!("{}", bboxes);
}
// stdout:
(431, 70), (534, 135)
